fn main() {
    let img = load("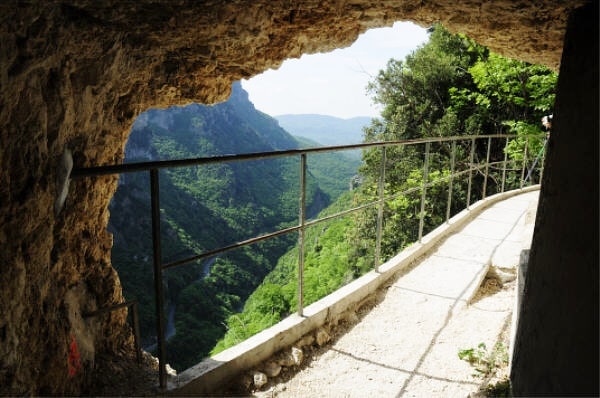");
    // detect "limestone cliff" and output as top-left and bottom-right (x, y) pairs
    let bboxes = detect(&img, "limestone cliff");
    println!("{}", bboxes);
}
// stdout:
(0, 0), (586, 394)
